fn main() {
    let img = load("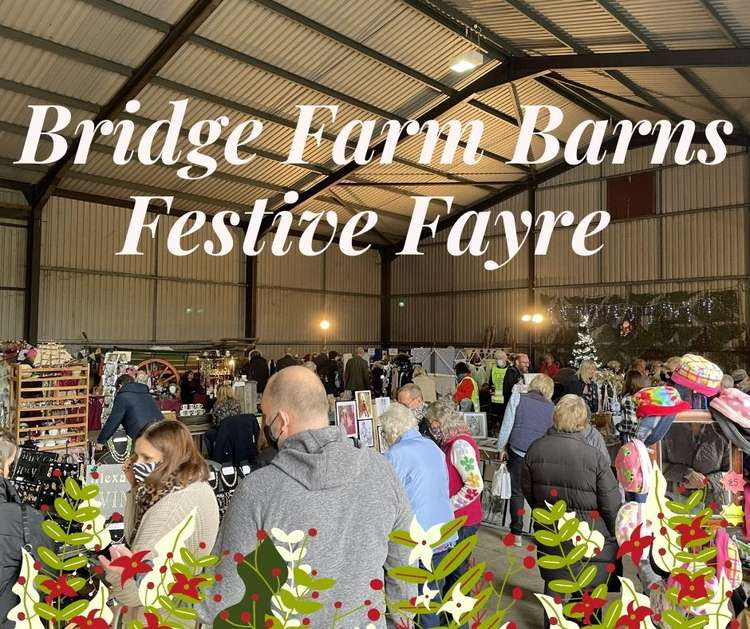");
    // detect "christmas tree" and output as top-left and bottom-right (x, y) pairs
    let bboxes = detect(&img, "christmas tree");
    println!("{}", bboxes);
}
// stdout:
(571, 315), (600, 368)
